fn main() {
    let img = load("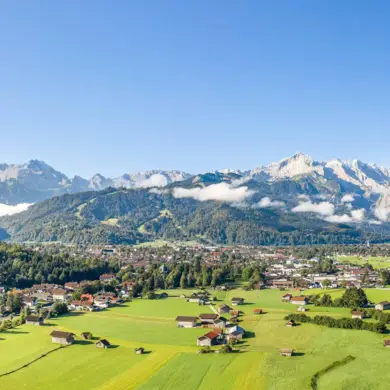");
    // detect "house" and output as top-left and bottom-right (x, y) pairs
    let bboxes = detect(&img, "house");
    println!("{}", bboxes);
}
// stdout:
(218, 304), (233, 314)
(25, 315), (44, 326)
(96, 339), (111, 349)
(64, 282), (79, 290)
(232, 297), (244, 306)
(52, 289), (67, 301)
(253, 308), (262, 315)
(199, 314), (219, 325)
(50, 331), (75, 345)
(351, 311), (364, 319)
(383, 339), (390, 348)
(280, 349), (294, 357)
(291, 296), (307, 305)
(269, 279), (294, 289)
(196, 330), (222, 347)
(286, 320), (296, 328)
(22, 296), (37, 308)
(176, 316), (198, 328)
(375, 301), (390, 311)
(99, 273), (116, 283)
(281, 293), (293, 302)
(81, 332), (92, 340)
(226, 330), (243, 342)
(70, 300), (94, 311)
